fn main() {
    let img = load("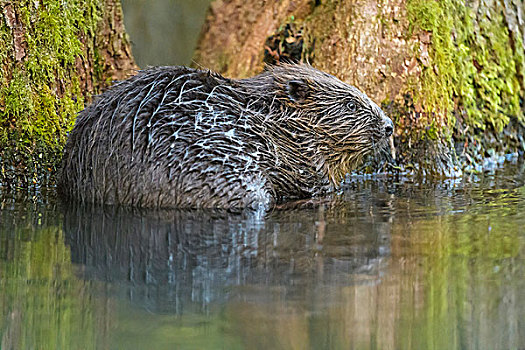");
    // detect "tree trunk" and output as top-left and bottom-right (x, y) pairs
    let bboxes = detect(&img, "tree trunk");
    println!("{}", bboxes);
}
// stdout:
(0, 0), (137, 188)
(194, 0), (525, 174)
